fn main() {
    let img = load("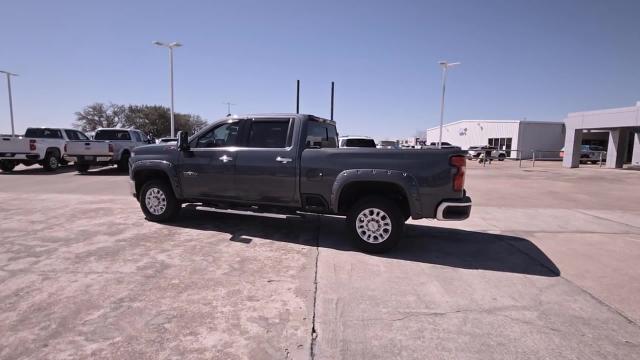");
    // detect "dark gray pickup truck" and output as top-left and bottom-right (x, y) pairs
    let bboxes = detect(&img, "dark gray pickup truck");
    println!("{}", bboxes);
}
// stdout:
(129, 114), (471, 252)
